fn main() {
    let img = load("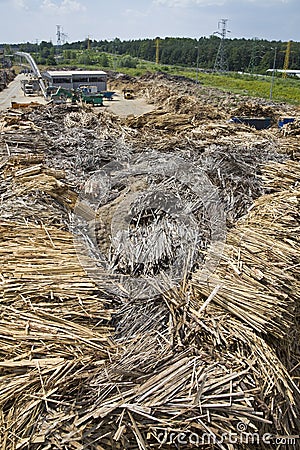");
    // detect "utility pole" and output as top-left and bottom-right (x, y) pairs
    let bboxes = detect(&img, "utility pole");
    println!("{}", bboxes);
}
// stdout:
(113, 43), (117, 70)
(155, 37), (160, 65)
(248, 37), (258, 74)
(195, 42), (200, 83)
(87, 35), (91, 51)
(213, 19), (230, 72)
(269, 47), (277, 101)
